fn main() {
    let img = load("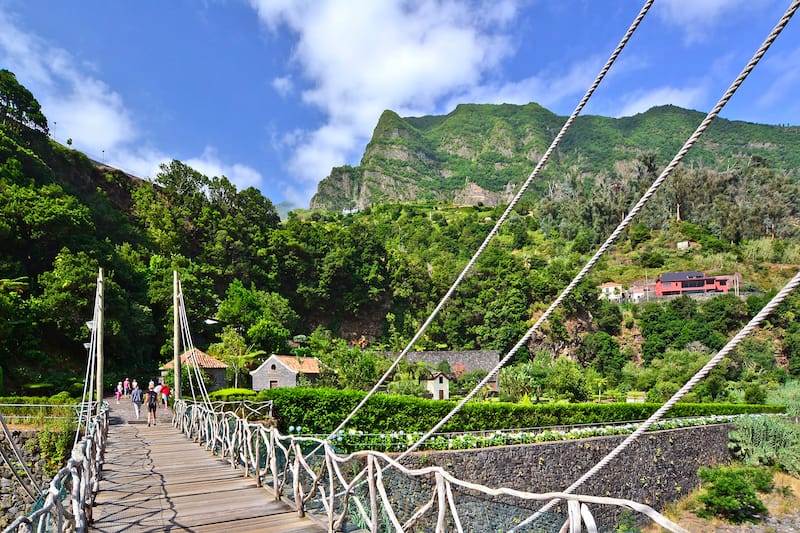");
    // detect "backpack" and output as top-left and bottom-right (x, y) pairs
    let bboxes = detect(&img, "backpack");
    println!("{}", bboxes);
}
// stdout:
(146, 390), (158, 408)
